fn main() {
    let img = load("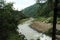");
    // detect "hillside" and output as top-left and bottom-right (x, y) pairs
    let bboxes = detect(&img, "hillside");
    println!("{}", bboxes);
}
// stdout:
(22, 3), (45, 17)
(22, 2), (53, 17)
